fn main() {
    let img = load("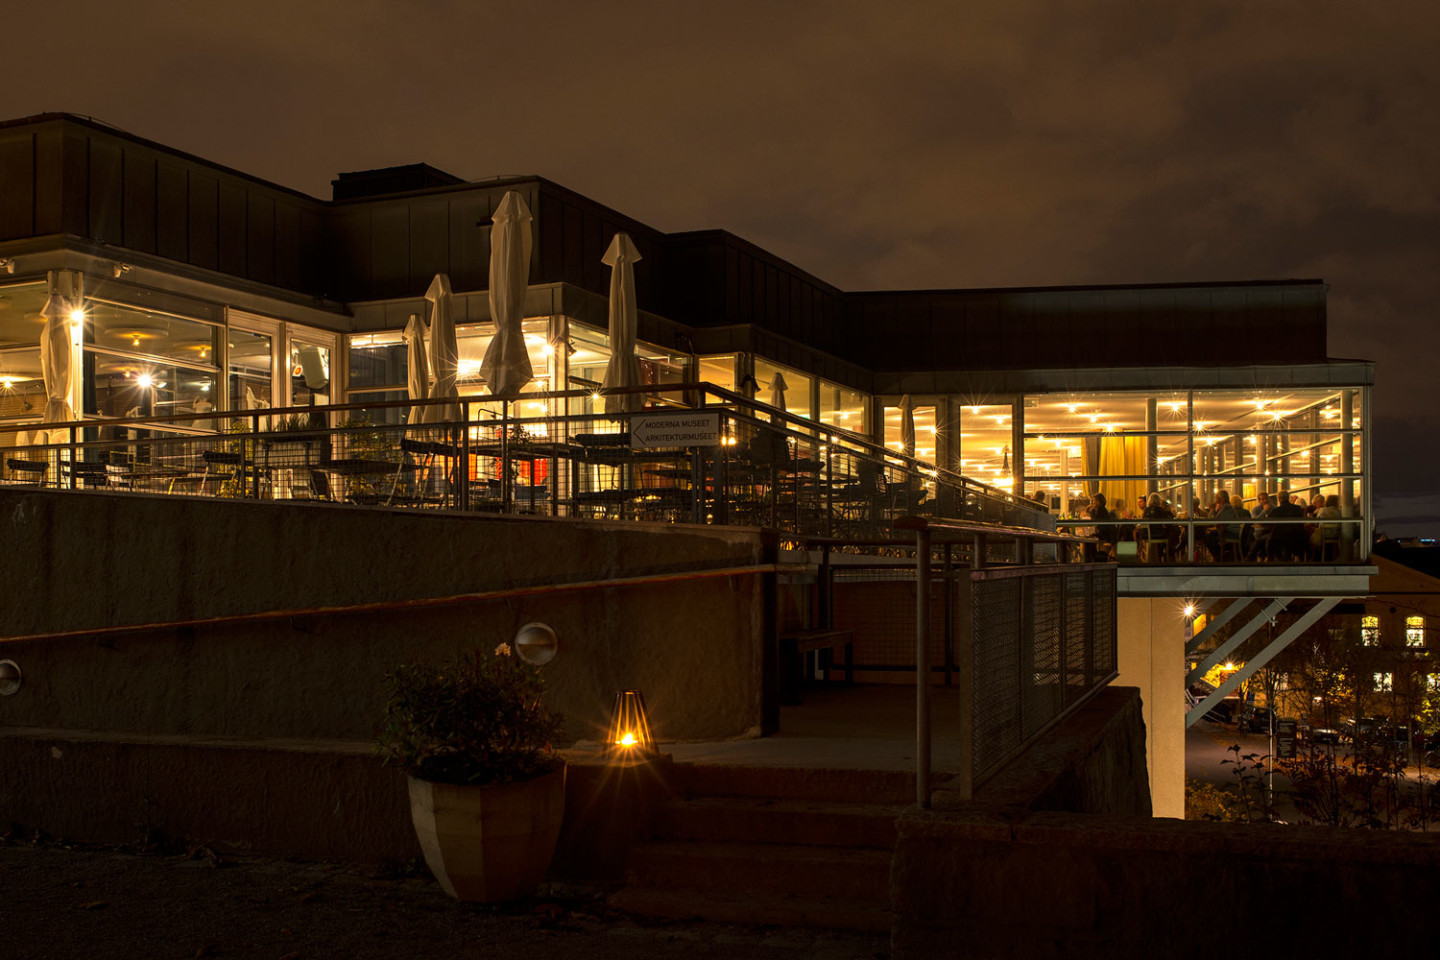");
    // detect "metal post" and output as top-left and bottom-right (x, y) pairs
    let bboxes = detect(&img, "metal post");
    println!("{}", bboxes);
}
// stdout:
(916, 525), (932, 809)
(459, 404), (471, 512)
